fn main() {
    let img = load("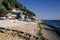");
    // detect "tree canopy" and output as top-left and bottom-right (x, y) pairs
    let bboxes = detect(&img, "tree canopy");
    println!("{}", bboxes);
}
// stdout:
(0, 0), (36, 17)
